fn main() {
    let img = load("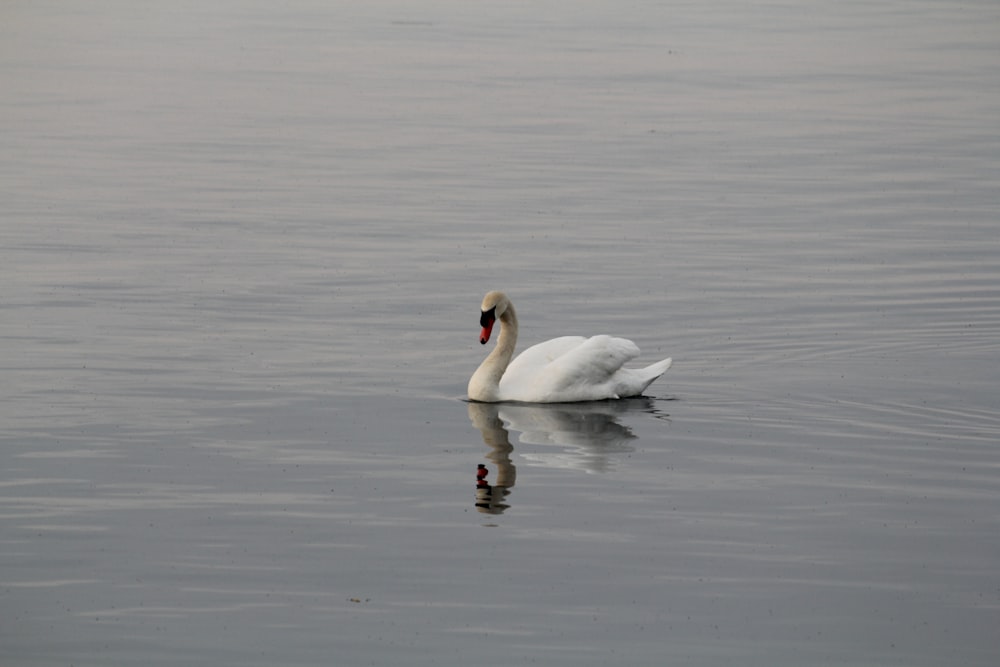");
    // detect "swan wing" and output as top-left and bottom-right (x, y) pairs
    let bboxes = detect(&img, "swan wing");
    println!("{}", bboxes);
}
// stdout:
(504, 336), (588, 379)
(543, 335), (641, 388)
(499, 335), (643, 402)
